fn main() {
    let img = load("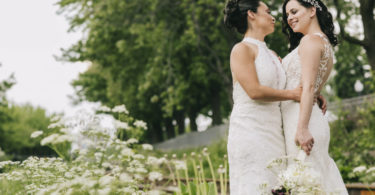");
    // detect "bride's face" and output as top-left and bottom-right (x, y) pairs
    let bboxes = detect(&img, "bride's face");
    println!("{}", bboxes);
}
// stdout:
(285, 0), (314, 34)
(250, 2), (275, 35)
